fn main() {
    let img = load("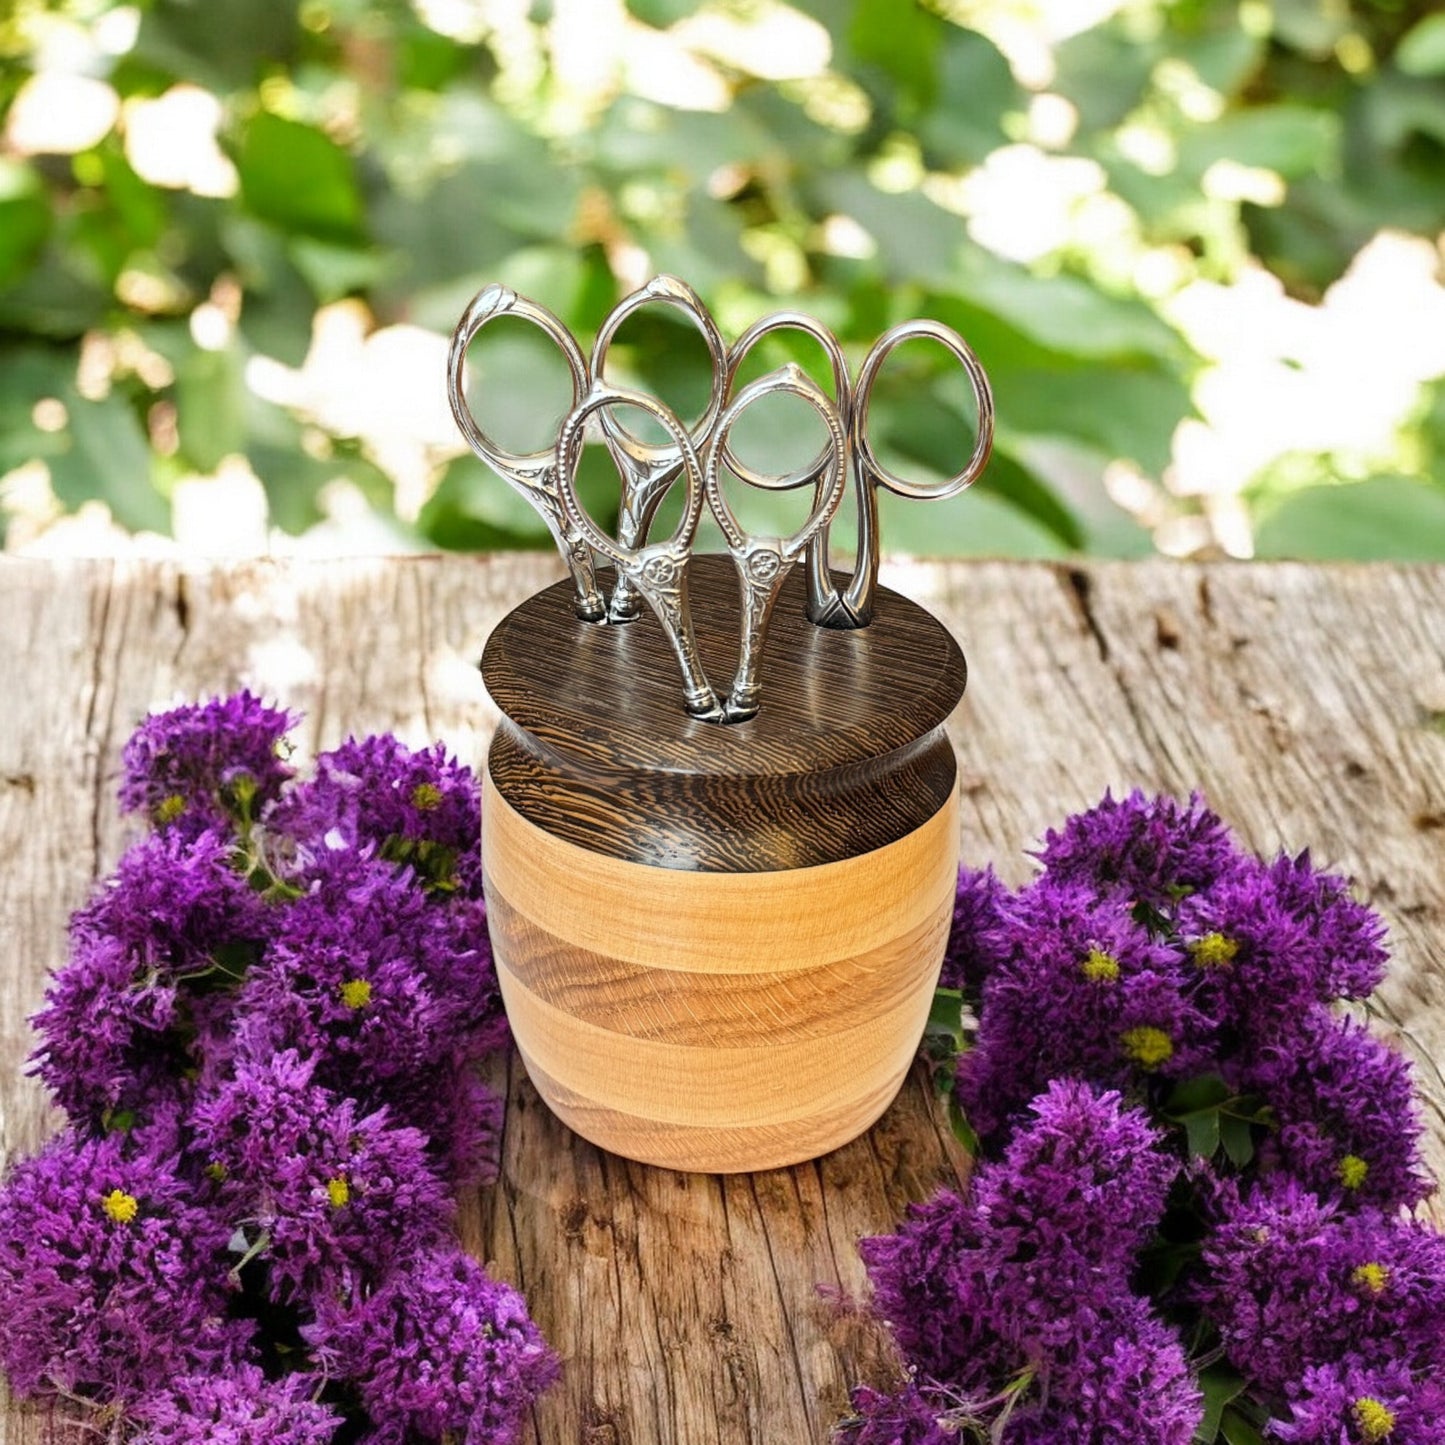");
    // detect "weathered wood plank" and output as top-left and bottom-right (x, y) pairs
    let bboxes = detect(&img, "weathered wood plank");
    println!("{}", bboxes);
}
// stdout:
(1, 556), (1441, 1445)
